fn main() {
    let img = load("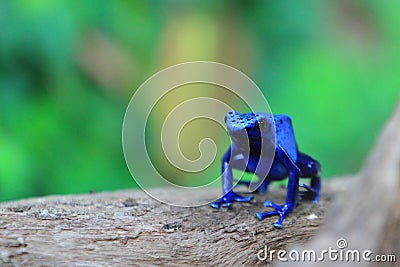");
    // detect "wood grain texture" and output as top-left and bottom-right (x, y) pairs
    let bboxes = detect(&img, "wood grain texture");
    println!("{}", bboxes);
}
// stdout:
(0, 183), (339, 266)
